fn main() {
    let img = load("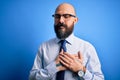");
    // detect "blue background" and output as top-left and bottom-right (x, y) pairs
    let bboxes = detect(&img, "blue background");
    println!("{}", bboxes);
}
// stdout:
(0, 0), (120, 80)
